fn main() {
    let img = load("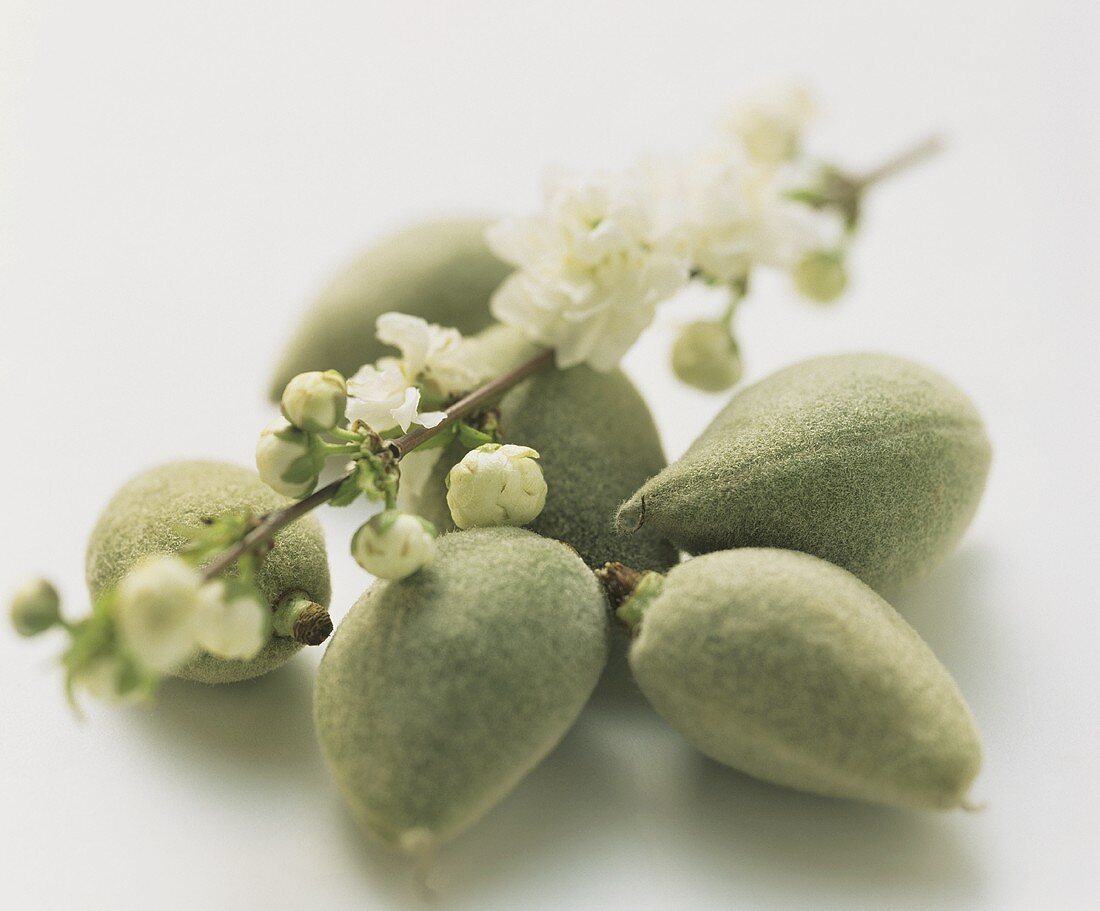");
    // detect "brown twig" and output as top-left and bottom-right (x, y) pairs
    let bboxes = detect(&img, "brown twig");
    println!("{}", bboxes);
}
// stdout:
(201, 347), (553, 582)
(852, 135), (944, 190)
